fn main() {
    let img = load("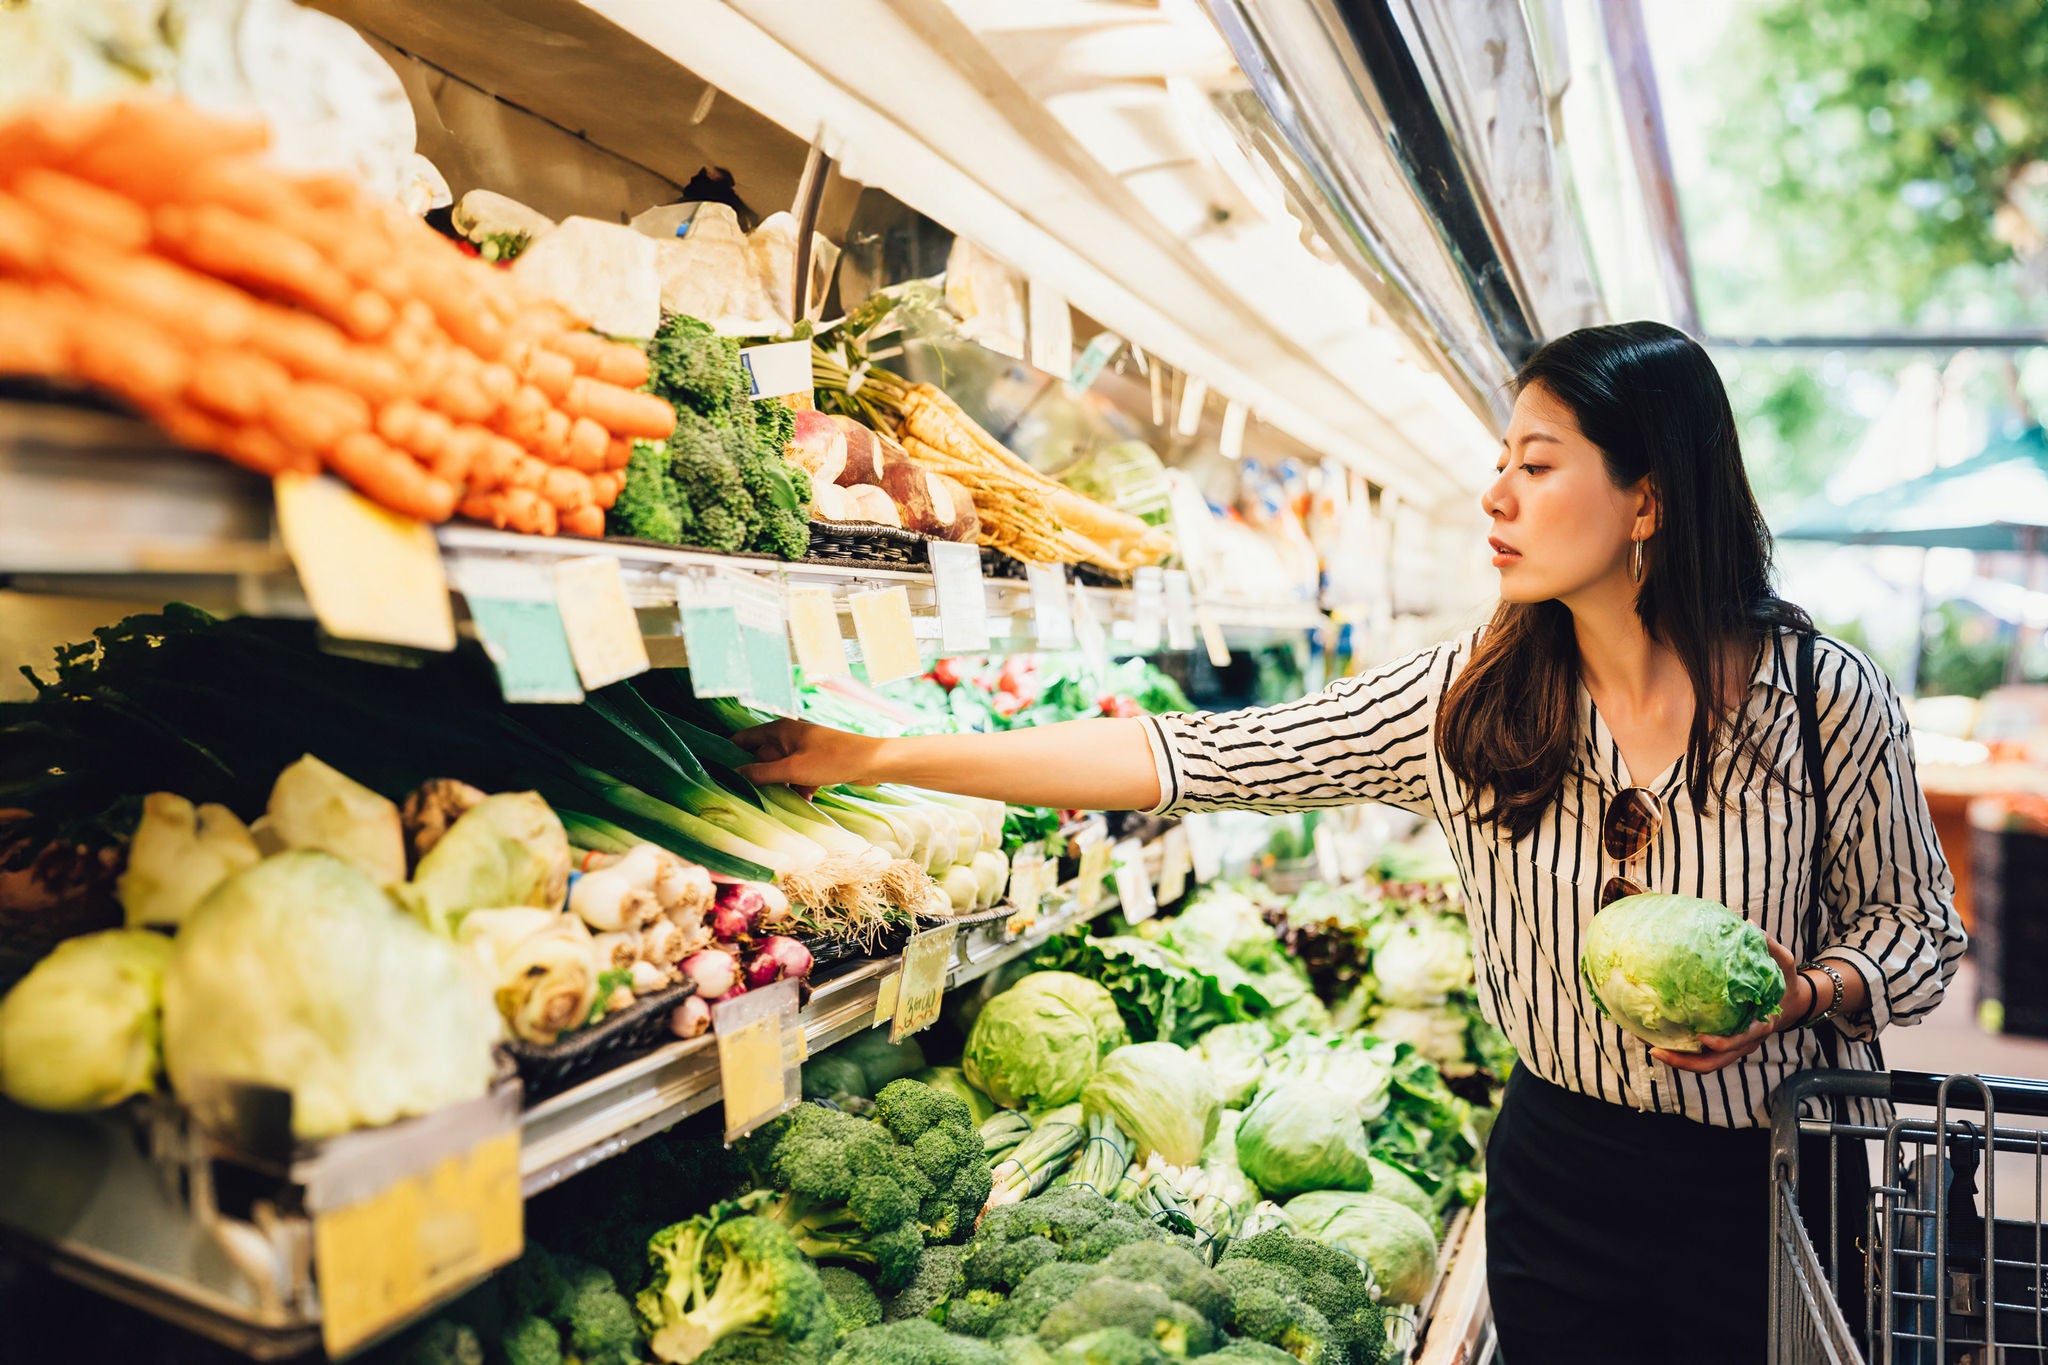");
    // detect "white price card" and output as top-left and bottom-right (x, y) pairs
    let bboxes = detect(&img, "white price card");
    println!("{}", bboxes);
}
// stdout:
(1007, 843), (1047, 910)
(787, 584), (850, 680)
(677, 575), (746, 698)
(1156, 825), (1191, 908)
(275, 472), (456, 652)
(1076, 823), (1112, 913)
(716, 978), (802, 1143)
(892, 924), (958, 1043)
(1219, 399), (1249, 461)
(554, 555), (650, 689)
(1164, 570), (1197, 652)
(739, 340), (813, 399)
(1113, 837), (1157, 925)
(1314, 821), (1344, 885)
(849, 585), (922, 685)
(733, 576), (796, 715)
(454, 558), (584, 703)
(1131, 566), (1165, 654)
(1184, 811), (1223, 884)
(1074, 583), (1109, 680)
(1177, 375), (1209, 437)
(928, 540), (991, 653)
(1196, 601), (1232, 668)
(1027, 562), (1076, 650)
